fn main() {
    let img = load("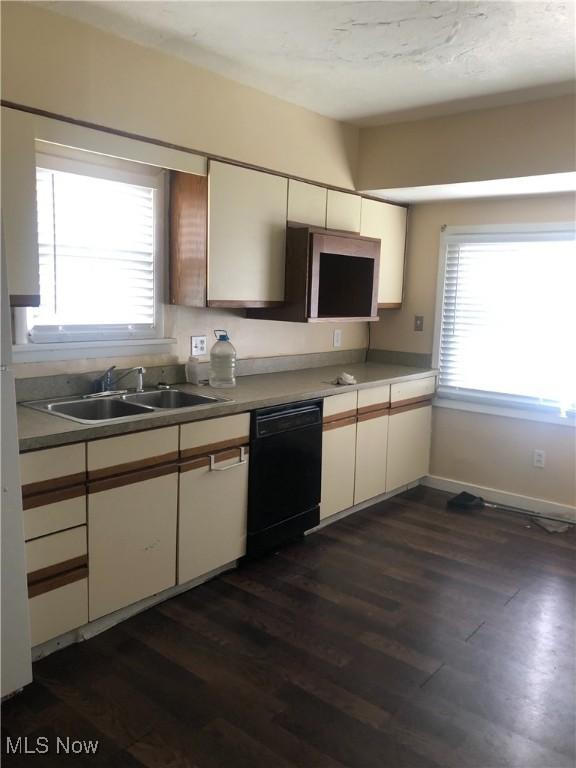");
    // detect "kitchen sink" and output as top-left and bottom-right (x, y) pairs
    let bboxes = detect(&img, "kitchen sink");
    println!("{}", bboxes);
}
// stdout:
(22, 387), (231, 424)
(122, 389), (222, 409)
(47, 398), (153, 421)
